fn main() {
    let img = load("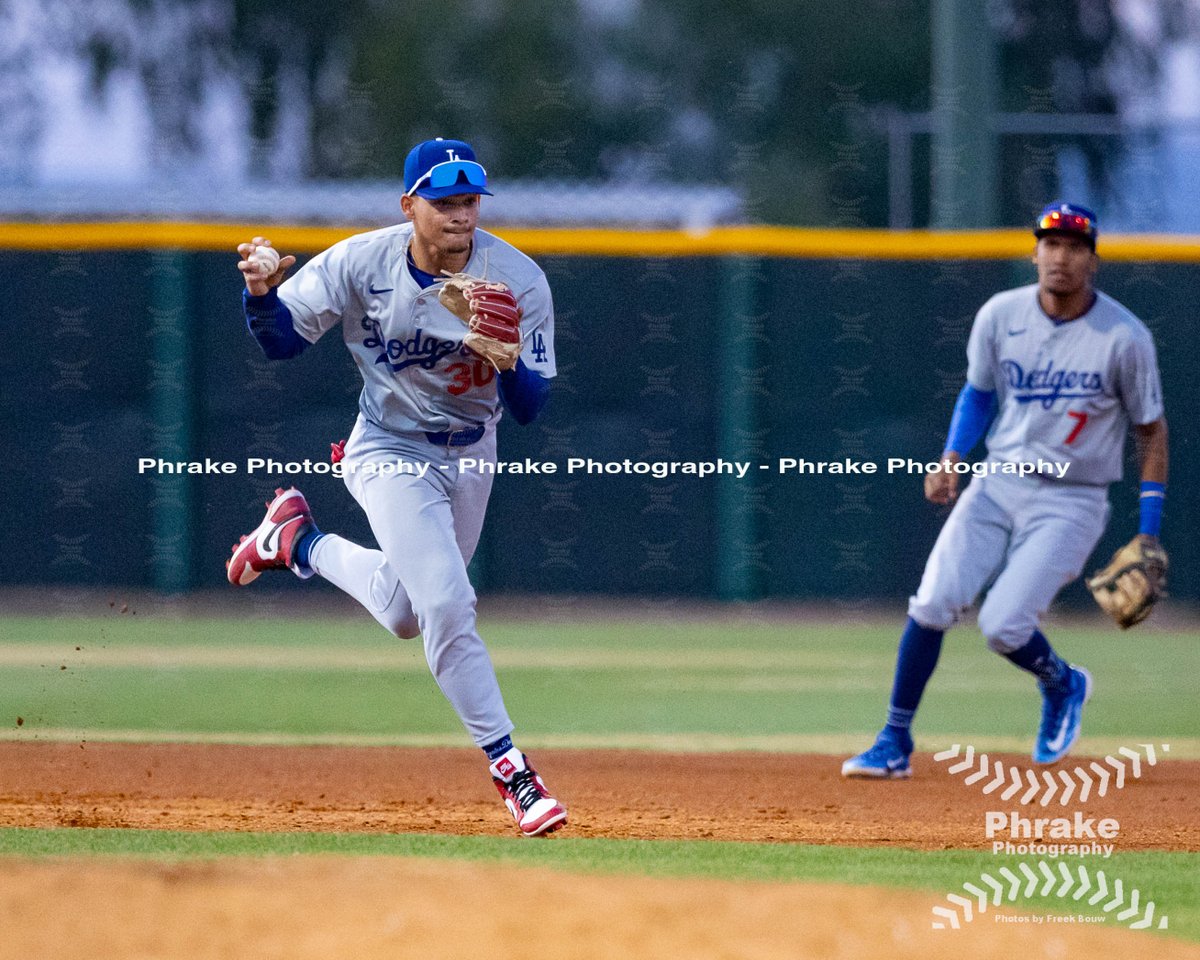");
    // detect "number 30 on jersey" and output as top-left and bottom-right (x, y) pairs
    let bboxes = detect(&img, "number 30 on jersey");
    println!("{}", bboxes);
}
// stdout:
(447, 360), (494, 396)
